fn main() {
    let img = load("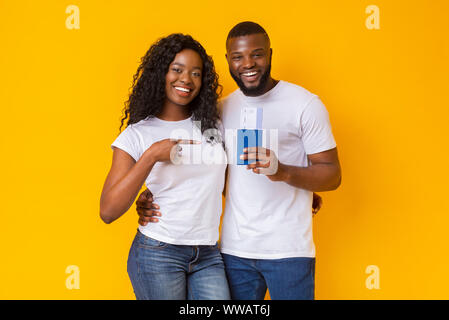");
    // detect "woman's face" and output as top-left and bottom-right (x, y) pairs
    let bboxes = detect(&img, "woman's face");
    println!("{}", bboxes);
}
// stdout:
(165, 48), (203, 107)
